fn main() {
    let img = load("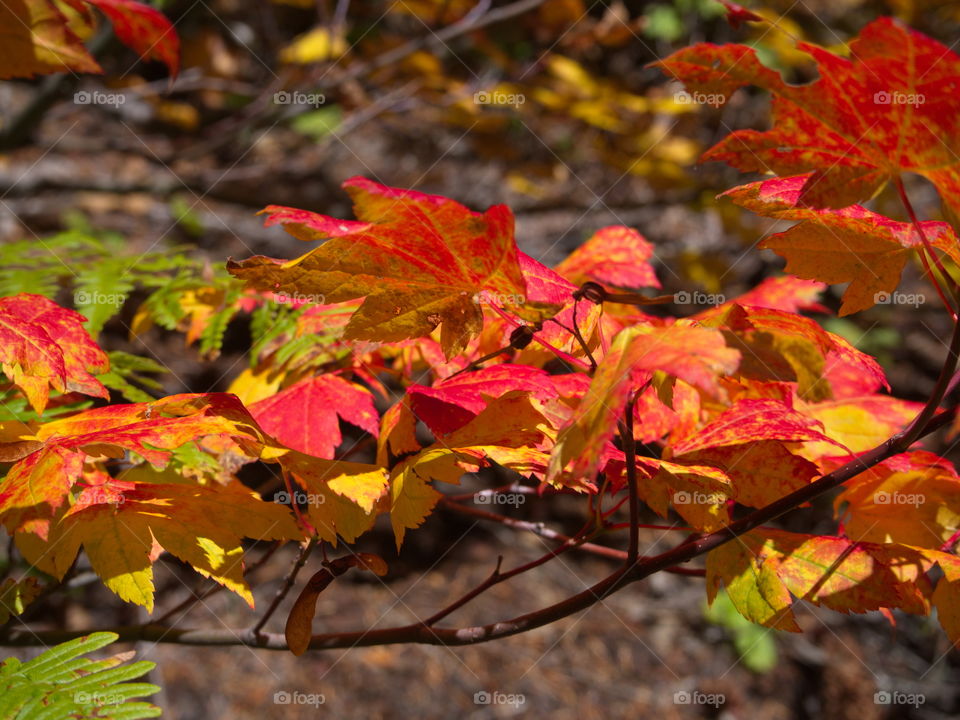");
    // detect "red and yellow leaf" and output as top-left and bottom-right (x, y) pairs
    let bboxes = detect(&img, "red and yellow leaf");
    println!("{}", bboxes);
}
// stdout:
(549, 322), (740, 485)
(554, 226), (661, 289)
(0, 294), (109, 414)
(85, 0), (179, 76)
(721, 175), (960, 314)
(18, 479), (300, 612)
(249, 374), (379, 459)
(227, 178), (552, 359)
(656, 18), (960, 212)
